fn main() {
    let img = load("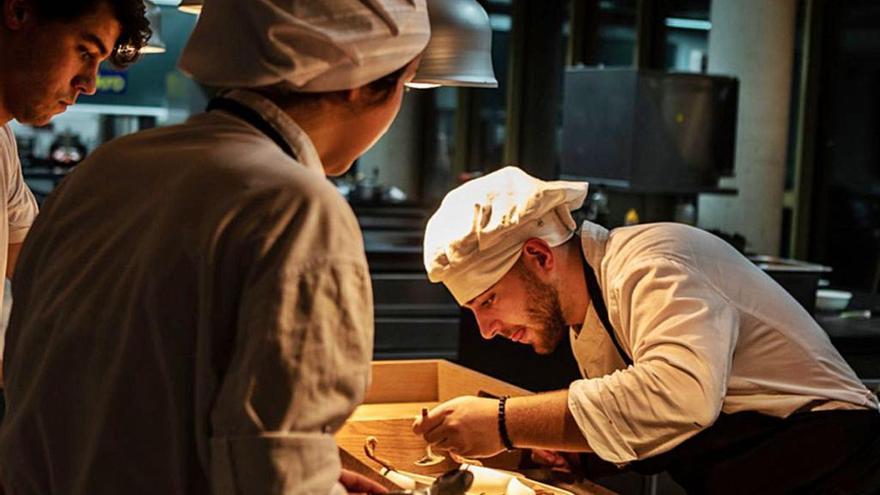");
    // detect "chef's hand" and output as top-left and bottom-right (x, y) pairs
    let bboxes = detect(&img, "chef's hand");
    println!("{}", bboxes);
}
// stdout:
(530, 449), (579, 473)
(412, 396), (504, 458)
(339, 469), (388, 494)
